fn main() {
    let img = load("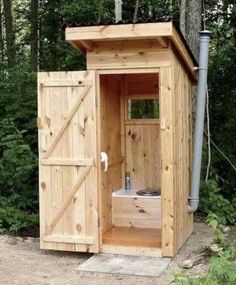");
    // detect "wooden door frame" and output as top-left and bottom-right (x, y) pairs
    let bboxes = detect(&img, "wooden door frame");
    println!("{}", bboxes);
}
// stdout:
(95, 68), (162, 254)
